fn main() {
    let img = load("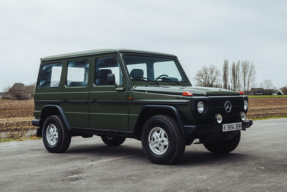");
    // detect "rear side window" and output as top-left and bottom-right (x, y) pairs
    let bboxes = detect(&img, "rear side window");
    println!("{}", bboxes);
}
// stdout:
(67, 59), (89, 87)
(39, 63), (63, 88)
